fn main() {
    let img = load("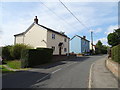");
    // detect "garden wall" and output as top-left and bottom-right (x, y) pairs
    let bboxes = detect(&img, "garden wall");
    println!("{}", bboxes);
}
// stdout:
(106, 59), (120, 81)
